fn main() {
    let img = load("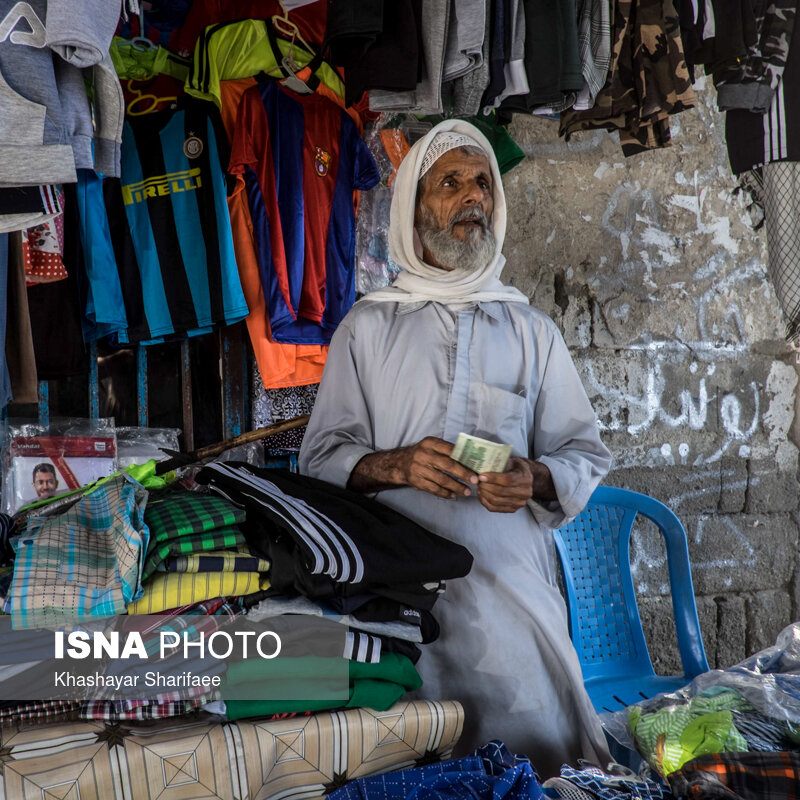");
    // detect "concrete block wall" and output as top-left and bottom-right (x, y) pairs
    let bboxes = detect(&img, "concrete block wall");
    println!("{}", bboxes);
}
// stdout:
(502, 79), (800, 670)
